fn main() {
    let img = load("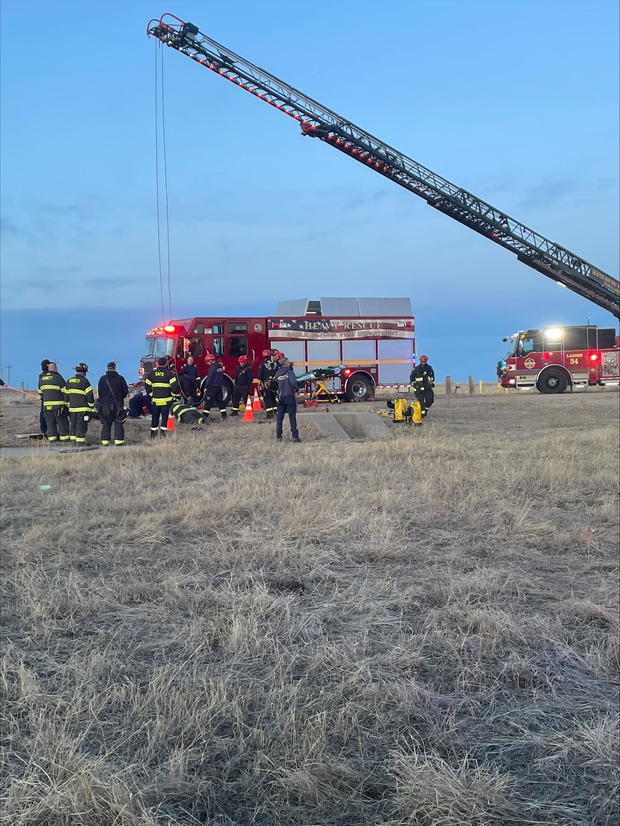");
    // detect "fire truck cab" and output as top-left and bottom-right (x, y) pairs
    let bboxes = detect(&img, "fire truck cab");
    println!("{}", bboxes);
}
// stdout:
(499, 325), (620, 393)
(141, 297), (416, 404)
